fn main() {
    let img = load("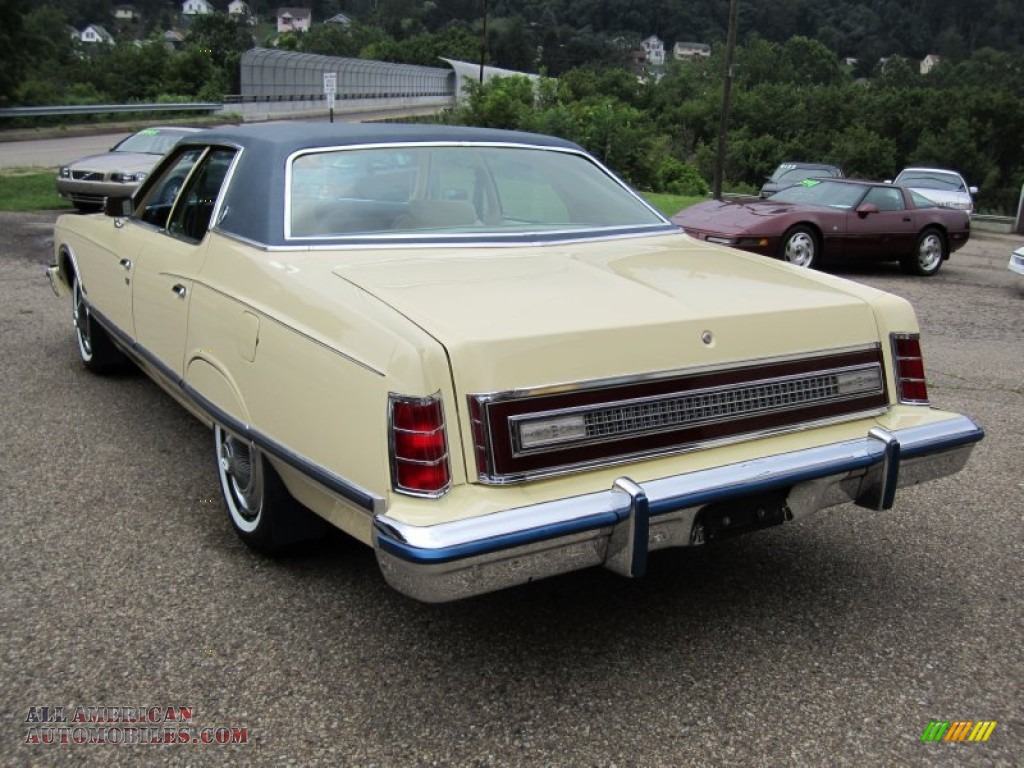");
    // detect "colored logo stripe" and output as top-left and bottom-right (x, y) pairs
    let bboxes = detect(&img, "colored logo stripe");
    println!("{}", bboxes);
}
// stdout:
(921, 720), (997, 742)
(945, 721), (973, 741)
(969, 722), (997, 742)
